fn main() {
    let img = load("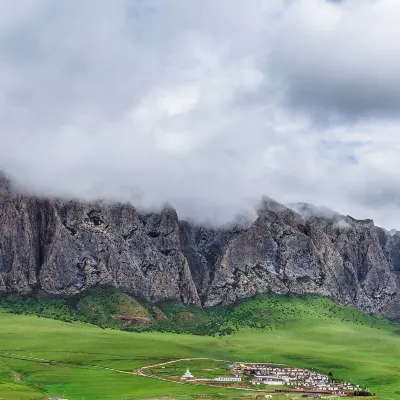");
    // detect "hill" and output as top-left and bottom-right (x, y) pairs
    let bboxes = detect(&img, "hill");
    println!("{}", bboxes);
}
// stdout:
(0, 293), (399, 400)
(2, 286), (397, 336)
